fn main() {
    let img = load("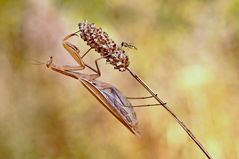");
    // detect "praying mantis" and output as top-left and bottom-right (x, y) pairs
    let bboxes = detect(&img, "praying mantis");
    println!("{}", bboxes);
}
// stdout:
(46, 20), (214, 159)
(46, 33), (163, 136)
